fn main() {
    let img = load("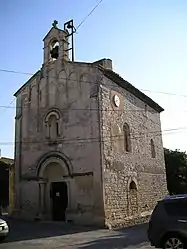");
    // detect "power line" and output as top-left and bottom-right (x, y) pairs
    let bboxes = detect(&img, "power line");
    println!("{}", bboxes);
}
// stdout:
(1, 104), (187, 115)
(0, 68), (186, 98)
(0, 105), (159, 112)
(141, 89), (187, 98)
(0, 100), (15, 114)
(76, 0), (104, 31)
(0, 106), (163, 127)
(0, 132), (184, 147)
(0, 126), (187, 146)
(0, 69), (32, 76)
(0, 69), (185, 132)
